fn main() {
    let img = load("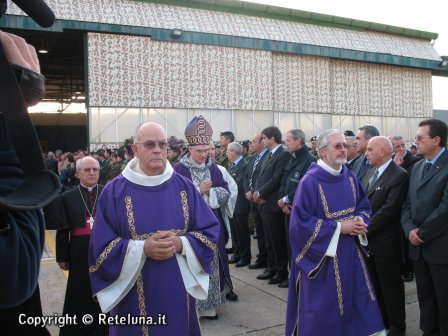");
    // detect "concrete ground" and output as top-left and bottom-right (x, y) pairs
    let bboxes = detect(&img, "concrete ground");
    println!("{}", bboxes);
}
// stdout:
(39, 231), (421, 335)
